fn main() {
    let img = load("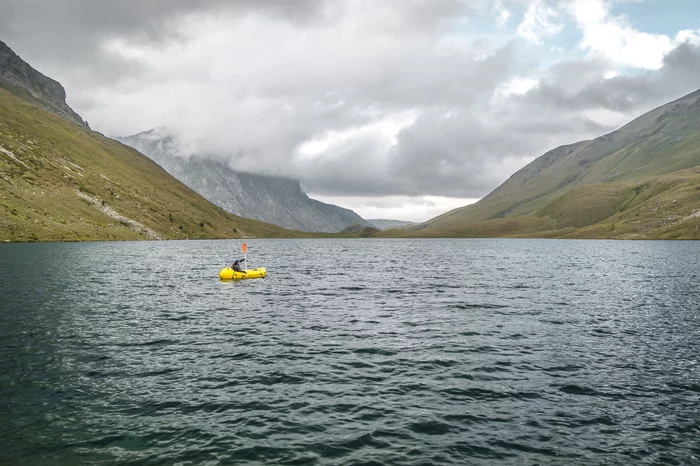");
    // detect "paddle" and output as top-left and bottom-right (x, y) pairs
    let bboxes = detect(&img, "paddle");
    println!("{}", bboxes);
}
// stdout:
(242, 243), (248, 272)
